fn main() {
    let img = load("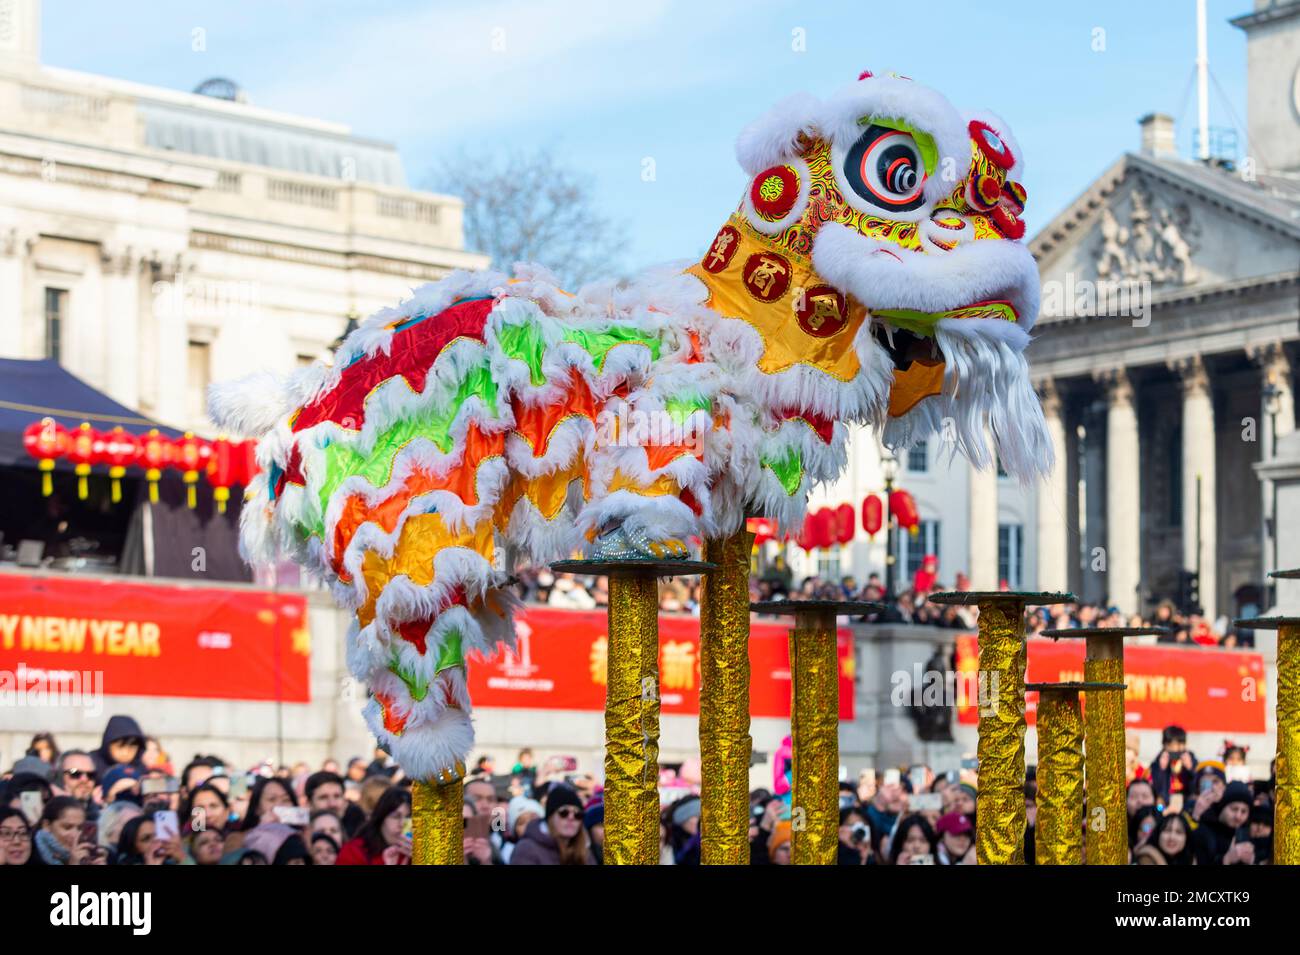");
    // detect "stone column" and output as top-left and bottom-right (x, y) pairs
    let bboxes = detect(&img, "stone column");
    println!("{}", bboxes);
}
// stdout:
(1172, 355), (1216, 619)
(968, 437), (999, 590)
(1036, 381), (1070, 592)
(0, 227), (30, 356)
(1098, 369), (1141, 615)
(1250, 344), (1295, 608)
(101, 245), (141, 409)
